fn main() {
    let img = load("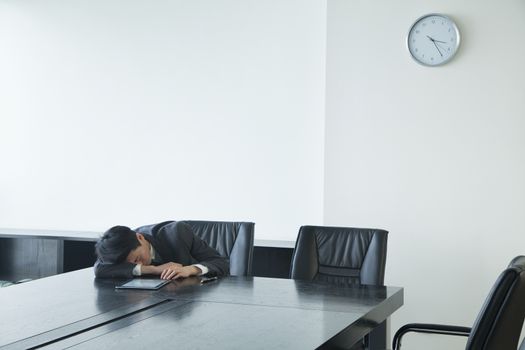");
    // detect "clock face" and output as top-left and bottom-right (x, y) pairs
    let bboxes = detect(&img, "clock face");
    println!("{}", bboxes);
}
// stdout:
(407, 14), (460, 66)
